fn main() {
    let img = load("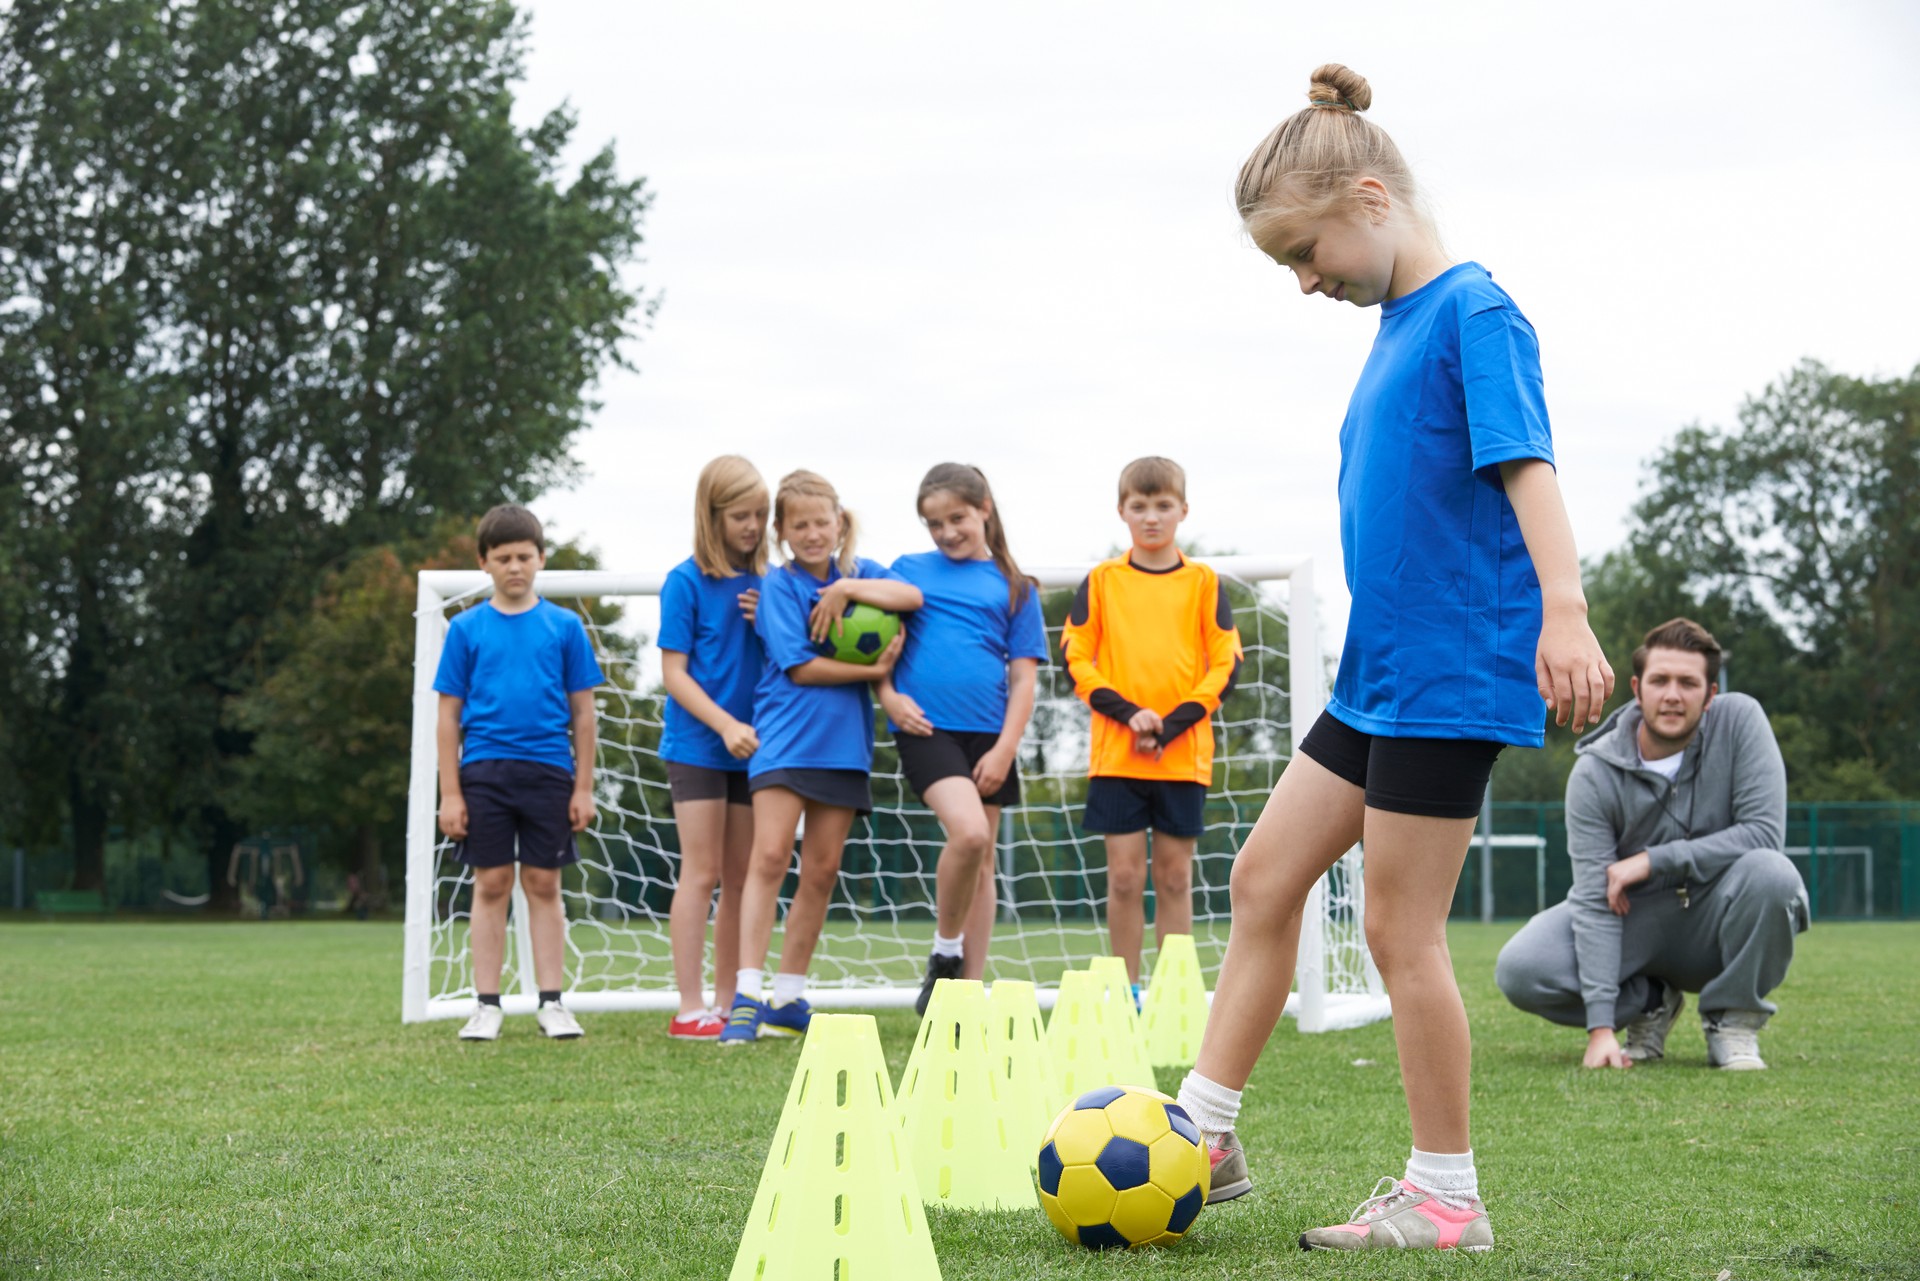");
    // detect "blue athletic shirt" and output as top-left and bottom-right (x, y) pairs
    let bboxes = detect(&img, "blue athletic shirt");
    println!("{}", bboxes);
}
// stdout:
(657, 557), (764, 771)
(888, 552), (1048, 733)
(750, 557), (908, 777)
(432, 599), (604, 772)
(1330, 262), (1555, 748)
